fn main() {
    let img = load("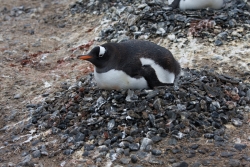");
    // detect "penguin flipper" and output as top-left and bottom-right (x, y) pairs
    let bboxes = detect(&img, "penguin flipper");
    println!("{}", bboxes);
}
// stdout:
(141, 65), (174, 89)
